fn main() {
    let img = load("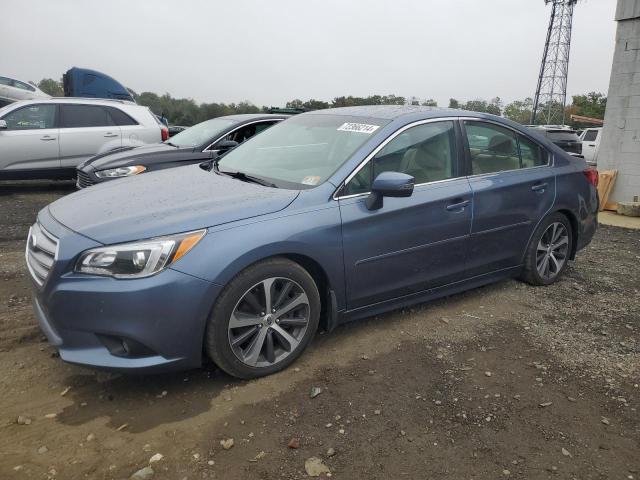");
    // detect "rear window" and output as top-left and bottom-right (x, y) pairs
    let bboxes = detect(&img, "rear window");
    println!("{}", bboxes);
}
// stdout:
(61, 104), (114, 128)
(546, 130), (580, 142)
(107, 107), (138, 126)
